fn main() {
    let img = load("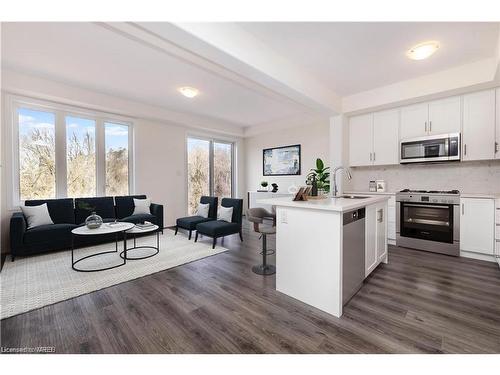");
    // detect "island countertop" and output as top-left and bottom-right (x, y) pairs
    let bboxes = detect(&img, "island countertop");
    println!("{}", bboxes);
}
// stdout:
(257, 194), (390, 212)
